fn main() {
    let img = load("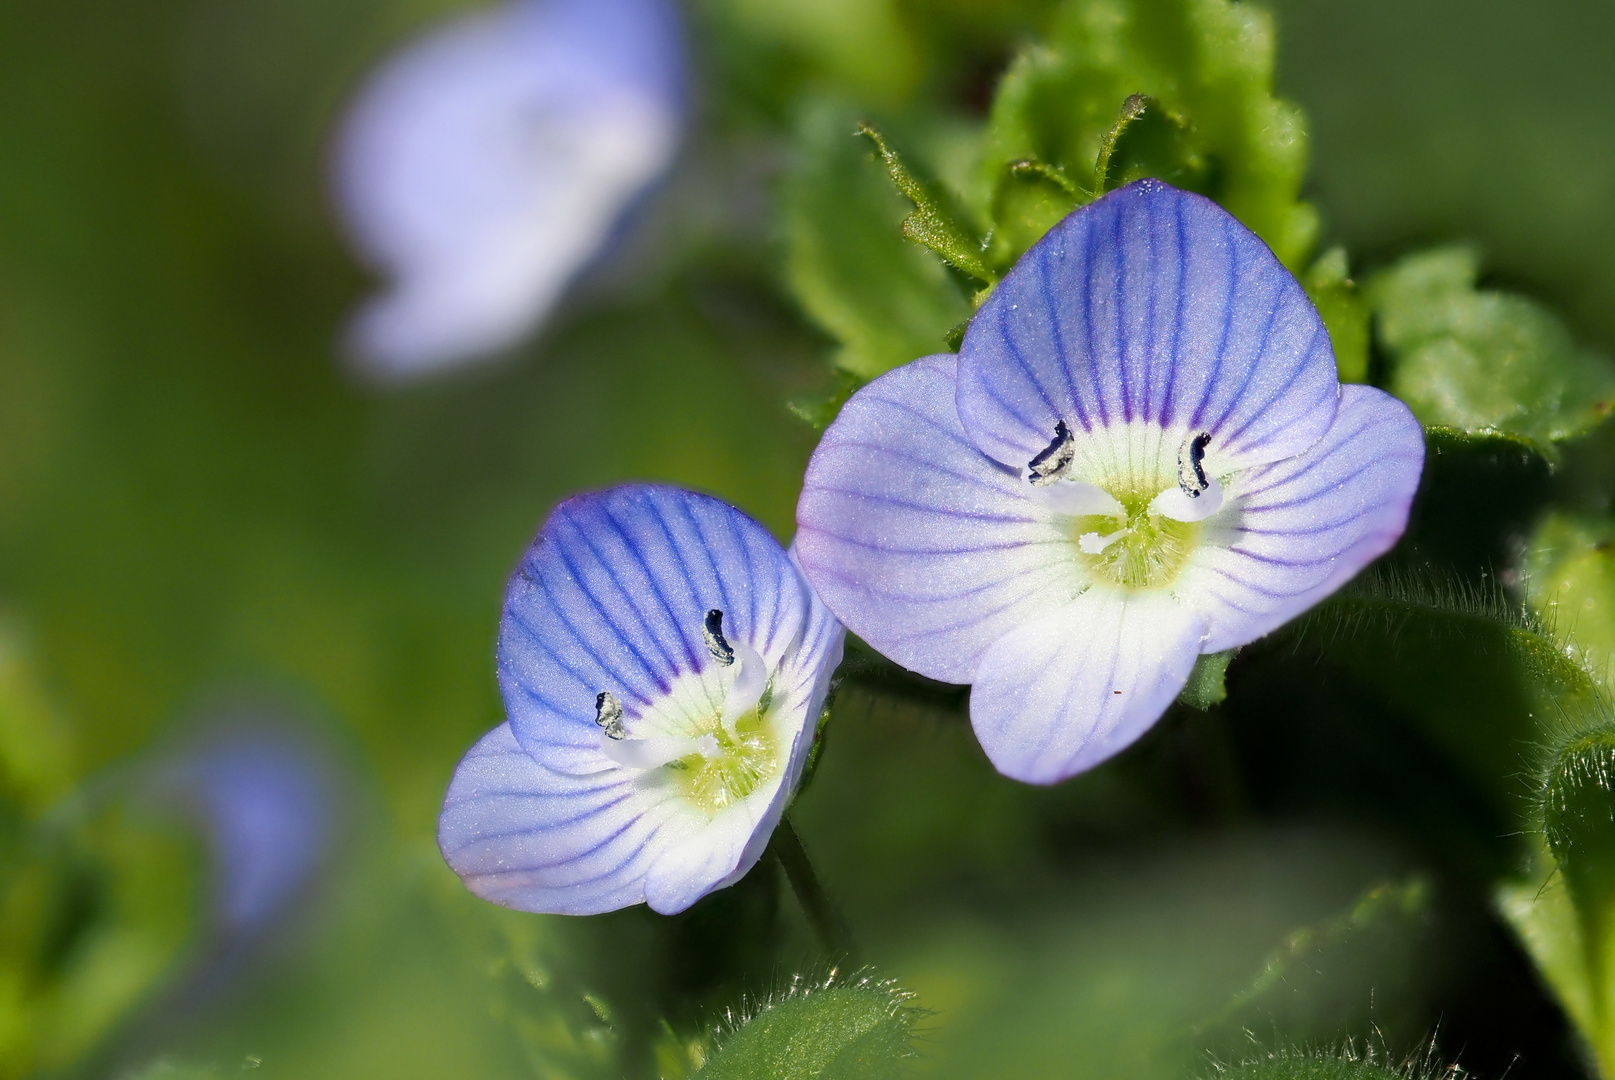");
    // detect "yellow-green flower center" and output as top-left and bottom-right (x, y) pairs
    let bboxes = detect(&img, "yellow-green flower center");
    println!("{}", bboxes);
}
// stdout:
(668, 687), (779, 814)
(1072, 488), (1201, 590)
